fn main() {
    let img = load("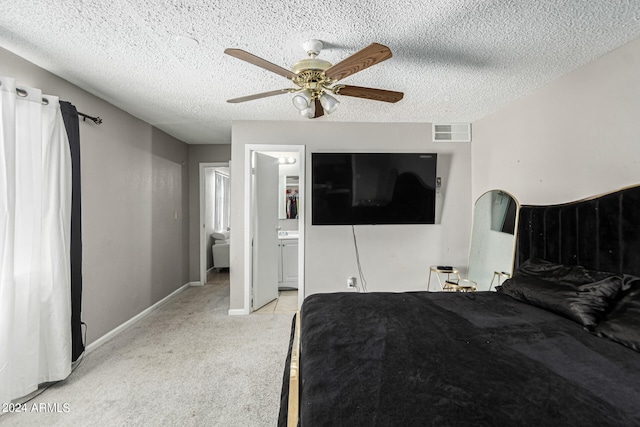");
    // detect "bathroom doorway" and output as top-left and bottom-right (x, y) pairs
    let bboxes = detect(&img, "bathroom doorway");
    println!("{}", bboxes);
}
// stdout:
(244, 144), (305, 313)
